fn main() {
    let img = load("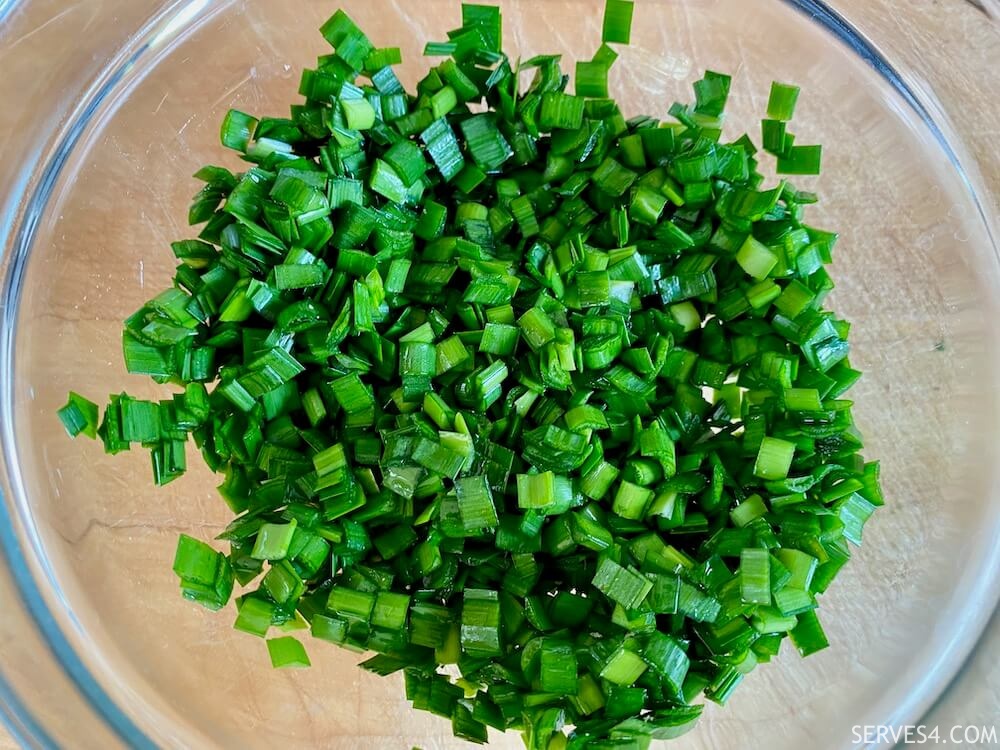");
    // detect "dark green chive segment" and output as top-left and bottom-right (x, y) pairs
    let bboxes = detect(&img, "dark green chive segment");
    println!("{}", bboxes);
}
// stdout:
(58, 392), (100, 439)
(762, 81), (822, 175)
(62, 2), (881, 747)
